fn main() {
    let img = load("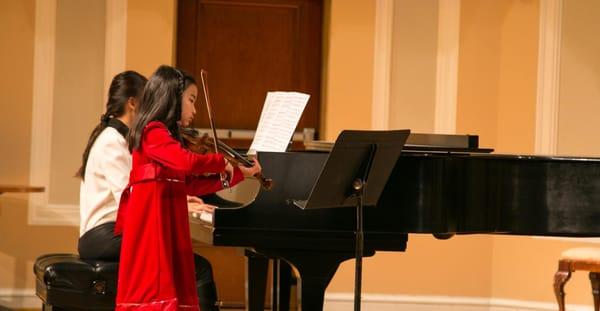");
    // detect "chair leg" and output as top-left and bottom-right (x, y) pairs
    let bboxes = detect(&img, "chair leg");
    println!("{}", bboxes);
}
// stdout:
(554, 262), (572, 311)
(590, 272), (600, 311)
